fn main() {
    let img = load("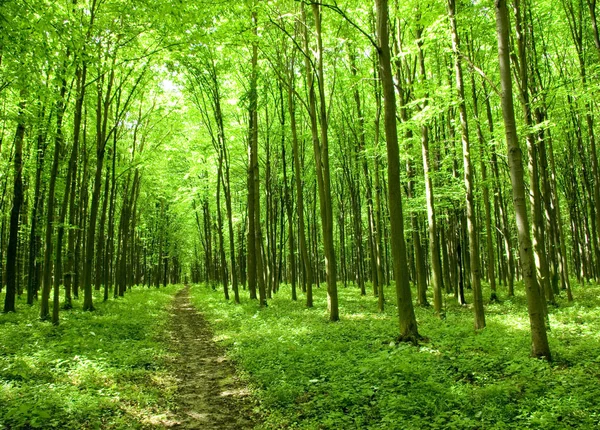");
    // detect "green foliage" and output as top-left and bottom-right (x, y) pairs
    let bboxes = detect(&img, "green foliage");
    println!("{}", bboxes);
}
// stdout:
(0, 286), (179, 429)
(190, 283), (600, 429)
